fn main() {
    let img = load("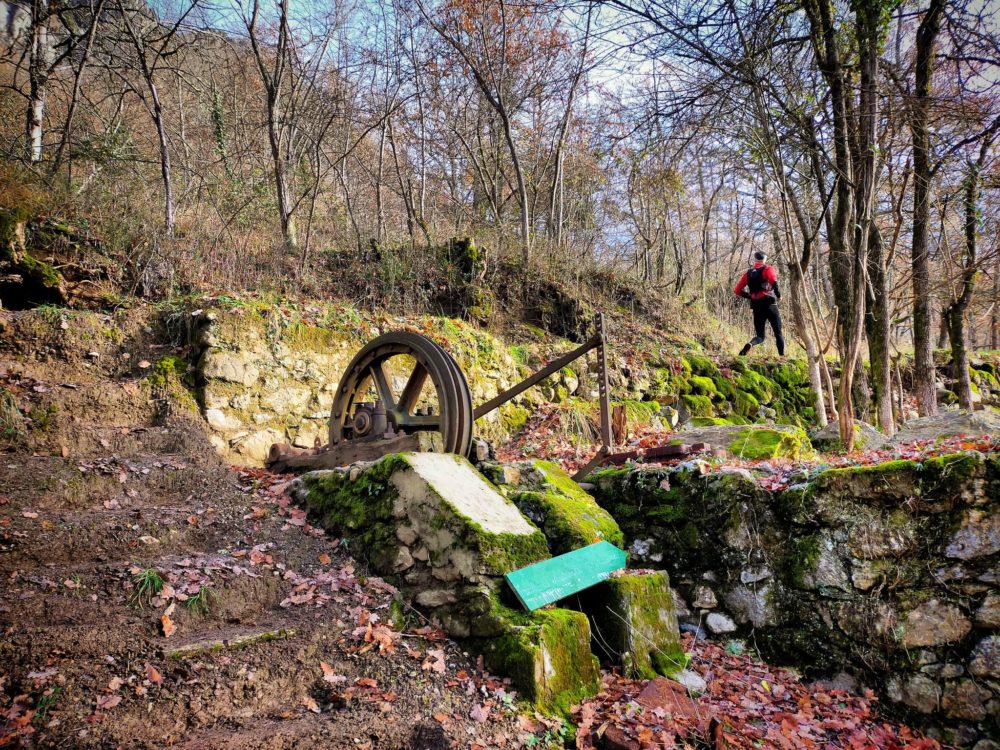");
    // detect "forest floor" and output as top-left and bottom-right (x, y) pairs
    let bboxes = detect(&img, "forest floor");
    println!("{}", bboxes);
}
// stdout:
(0, 312), (957, 749)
